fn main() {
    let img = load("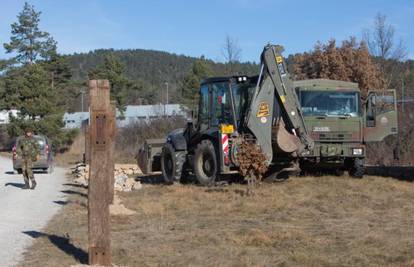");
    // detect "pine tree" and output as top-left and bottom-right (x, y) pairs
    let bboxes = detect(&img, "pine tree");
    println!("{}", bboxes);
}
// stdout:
(181, 58), (214, 107)
(0, 2), (76, 151)
(88, 54), (131, 114)
(3, 2), (57, 65)
(41, 54), (77, 110)
(1, 64), (63, 137)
